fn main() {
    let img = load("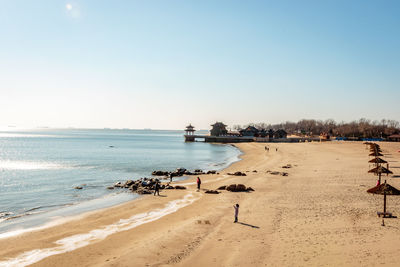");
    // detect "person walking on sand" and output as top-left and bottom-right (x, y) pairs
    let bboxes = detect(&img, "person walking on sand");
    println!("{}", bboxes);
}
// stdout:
(197, 177), (201, 190)
(154, 180), (160, 196)
(233, 204), (239, 223)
